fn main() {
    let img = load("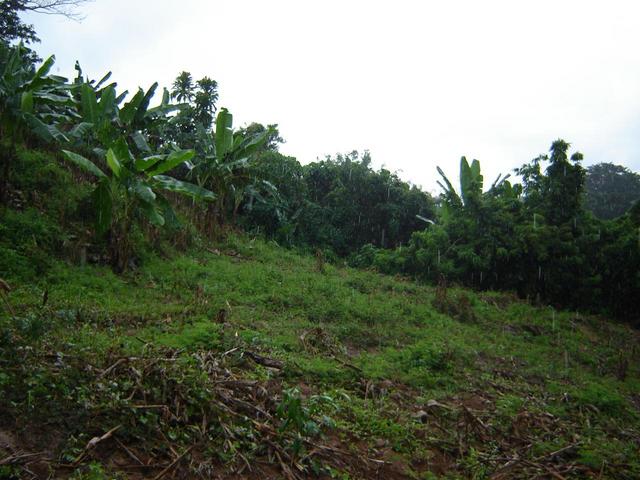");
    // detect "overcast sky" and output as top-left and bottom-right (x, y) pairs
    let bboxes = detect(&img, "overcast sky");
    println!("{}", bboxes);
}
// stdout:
(24, 0), (640, 192)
